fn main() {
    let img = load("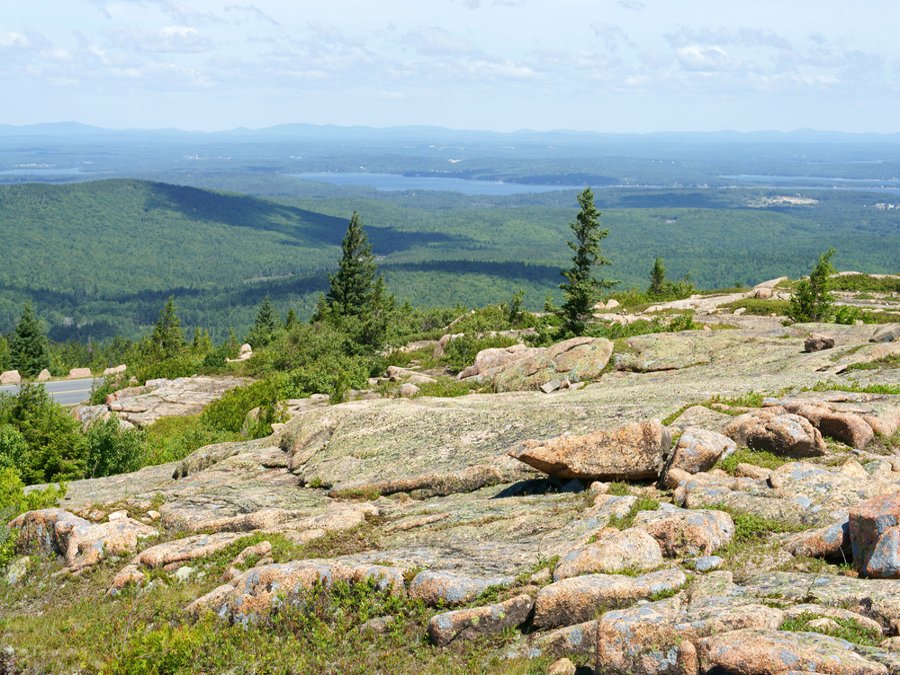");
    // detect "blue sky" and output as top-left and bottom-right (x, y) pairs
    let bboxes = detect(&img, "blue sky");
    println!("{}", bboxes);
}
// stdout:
(2, 0), (899, 132)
